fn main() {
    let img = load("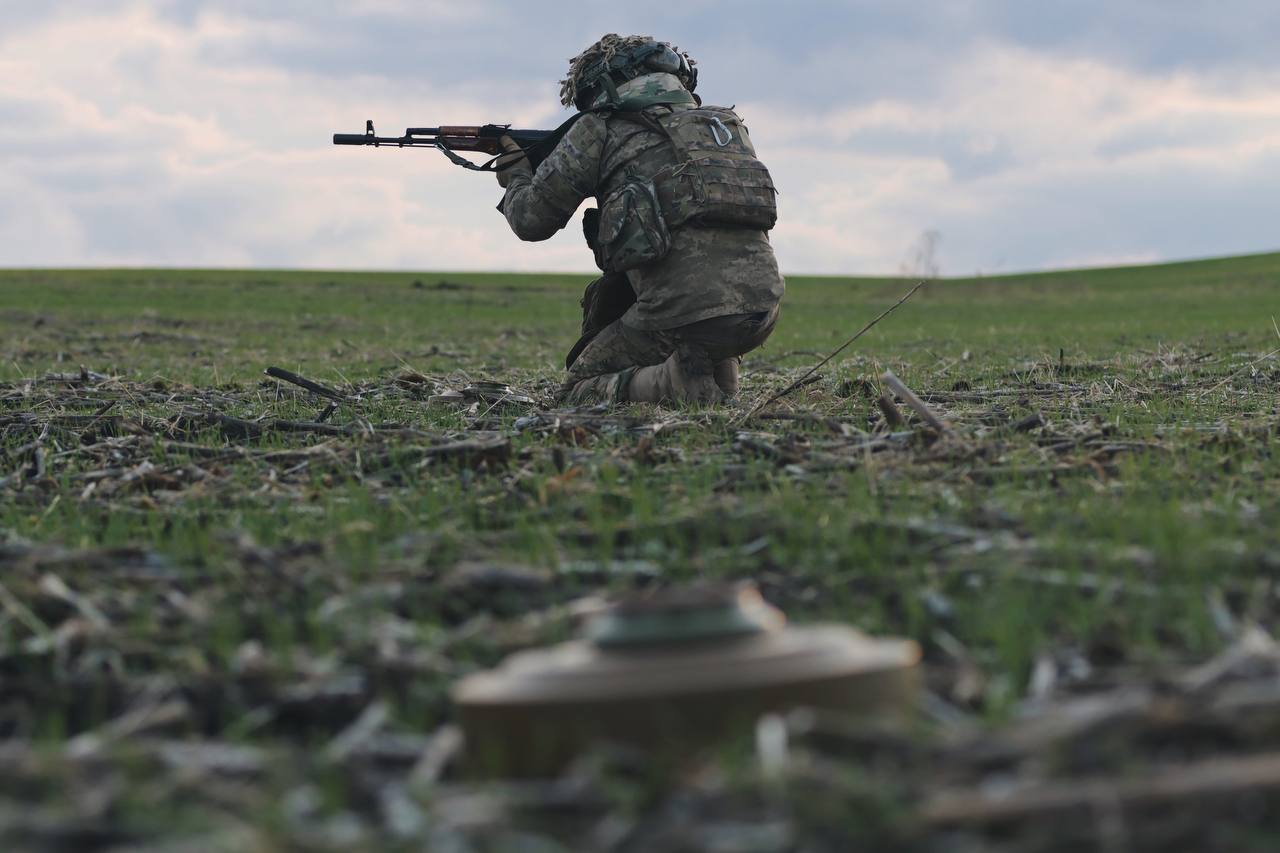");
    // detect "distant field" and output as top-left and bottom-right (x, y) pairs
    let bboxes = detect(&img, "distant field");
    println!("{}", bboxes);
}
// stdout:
(2, 252), (1275, 382)
(0, 255), (1278, 849)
